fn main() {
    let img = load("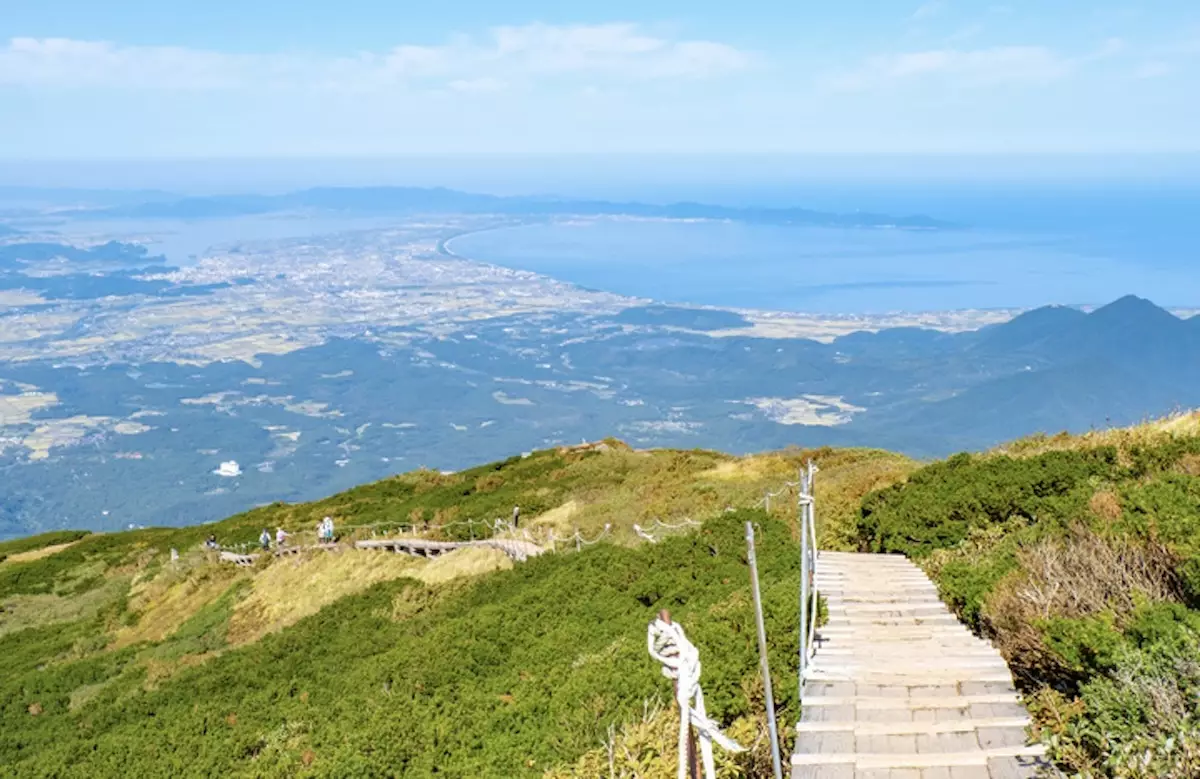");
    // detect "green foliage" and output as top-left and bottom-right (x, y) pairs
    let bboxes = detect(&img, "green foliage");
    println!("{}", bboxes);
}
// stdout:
(932, 550), (1018, 629)
(0, 532), (147, 597)
(0, 444), (906, 776)
(1054, 628), (1200, 777)
(1041, 613), (1124, 676)
(856, 434), (1200, 777)
(858, 447), (1123, 558)
(0, 511), (799, 777)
